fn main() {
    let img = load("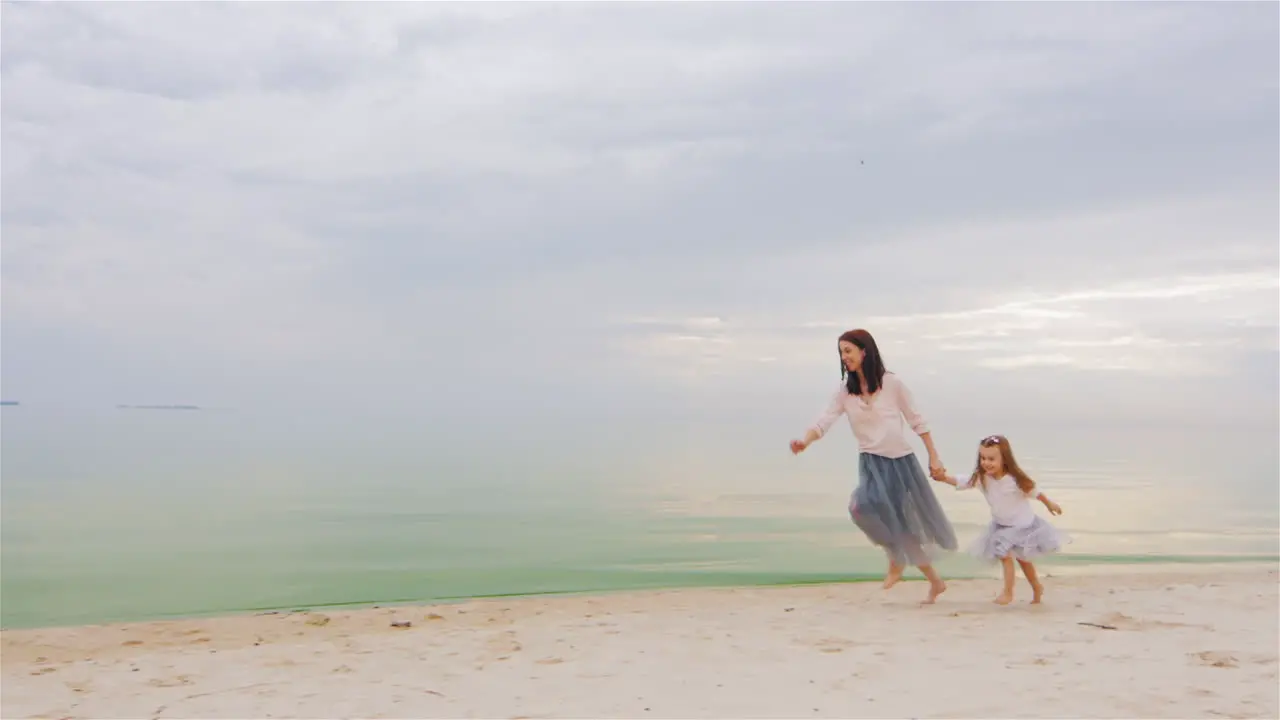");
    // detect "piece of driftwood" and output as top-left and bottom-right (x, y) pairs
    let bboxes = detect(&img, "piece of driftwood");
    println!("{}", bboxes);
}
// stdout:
(1077, 622), (1117, 630)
